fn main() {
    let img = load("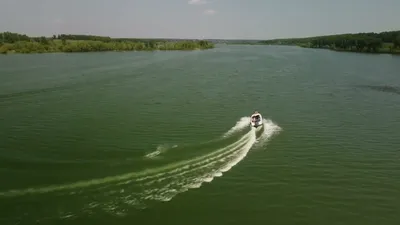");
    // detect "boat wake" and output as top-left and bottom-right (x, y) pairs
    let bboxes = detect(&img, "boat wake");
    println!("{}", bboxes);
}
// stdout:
(144, 144), (178, 159)
(0, 116), (282, 222)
